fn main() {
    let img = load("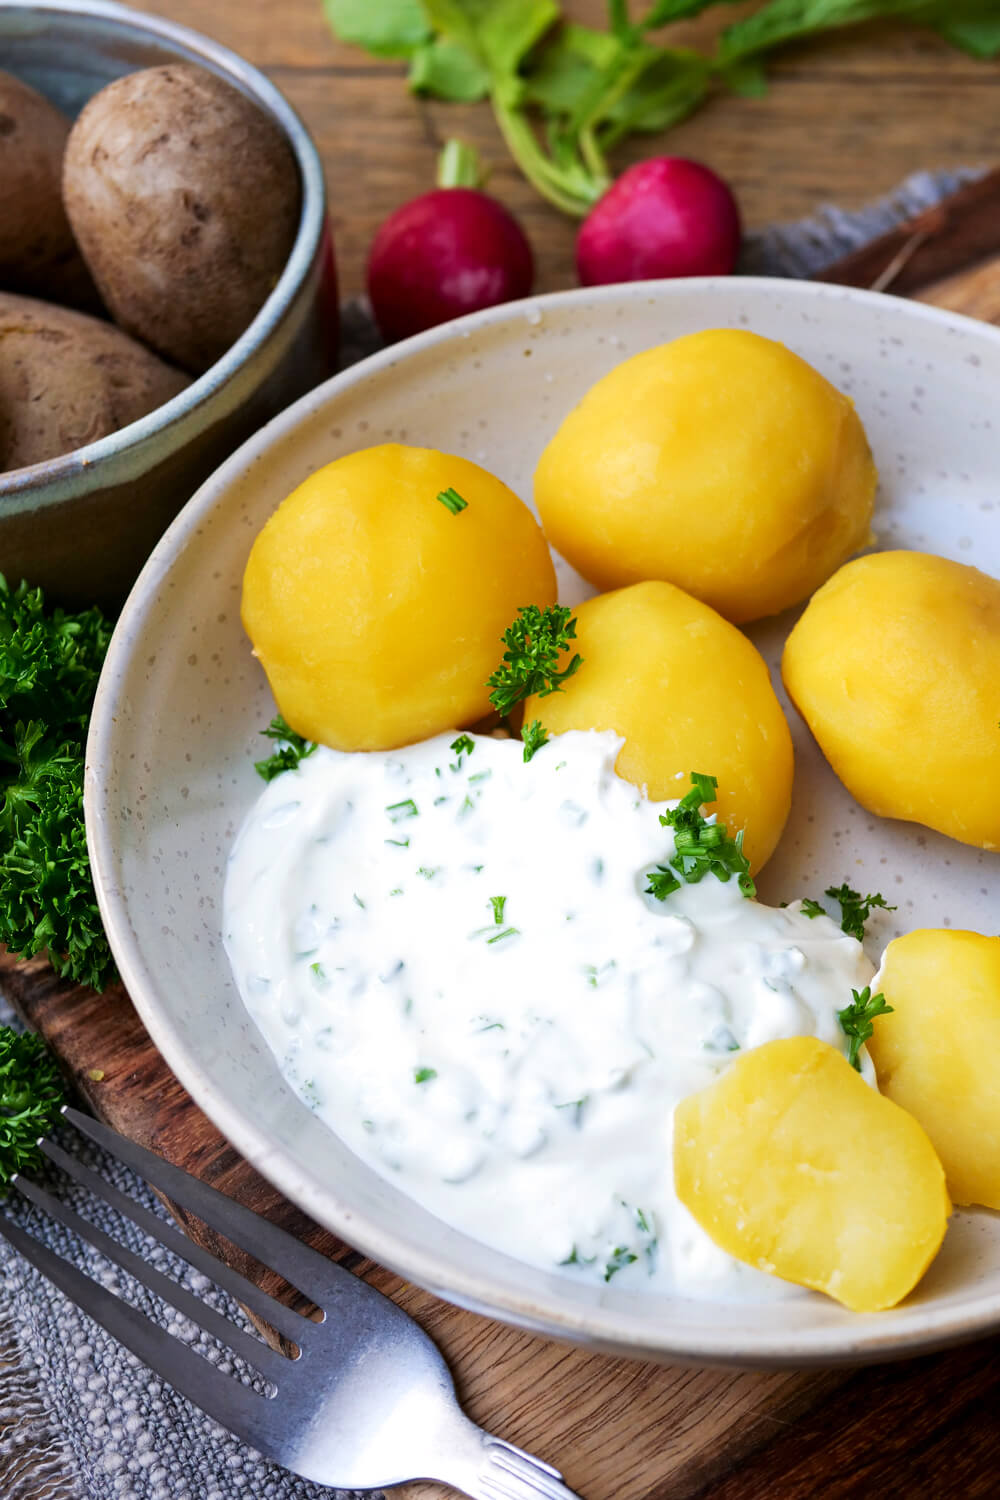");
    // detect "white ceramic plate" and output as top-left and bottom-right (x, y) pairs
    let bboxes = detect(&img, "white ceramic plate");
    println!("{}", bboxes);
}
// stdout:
(87, 278), (1000, 1367)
